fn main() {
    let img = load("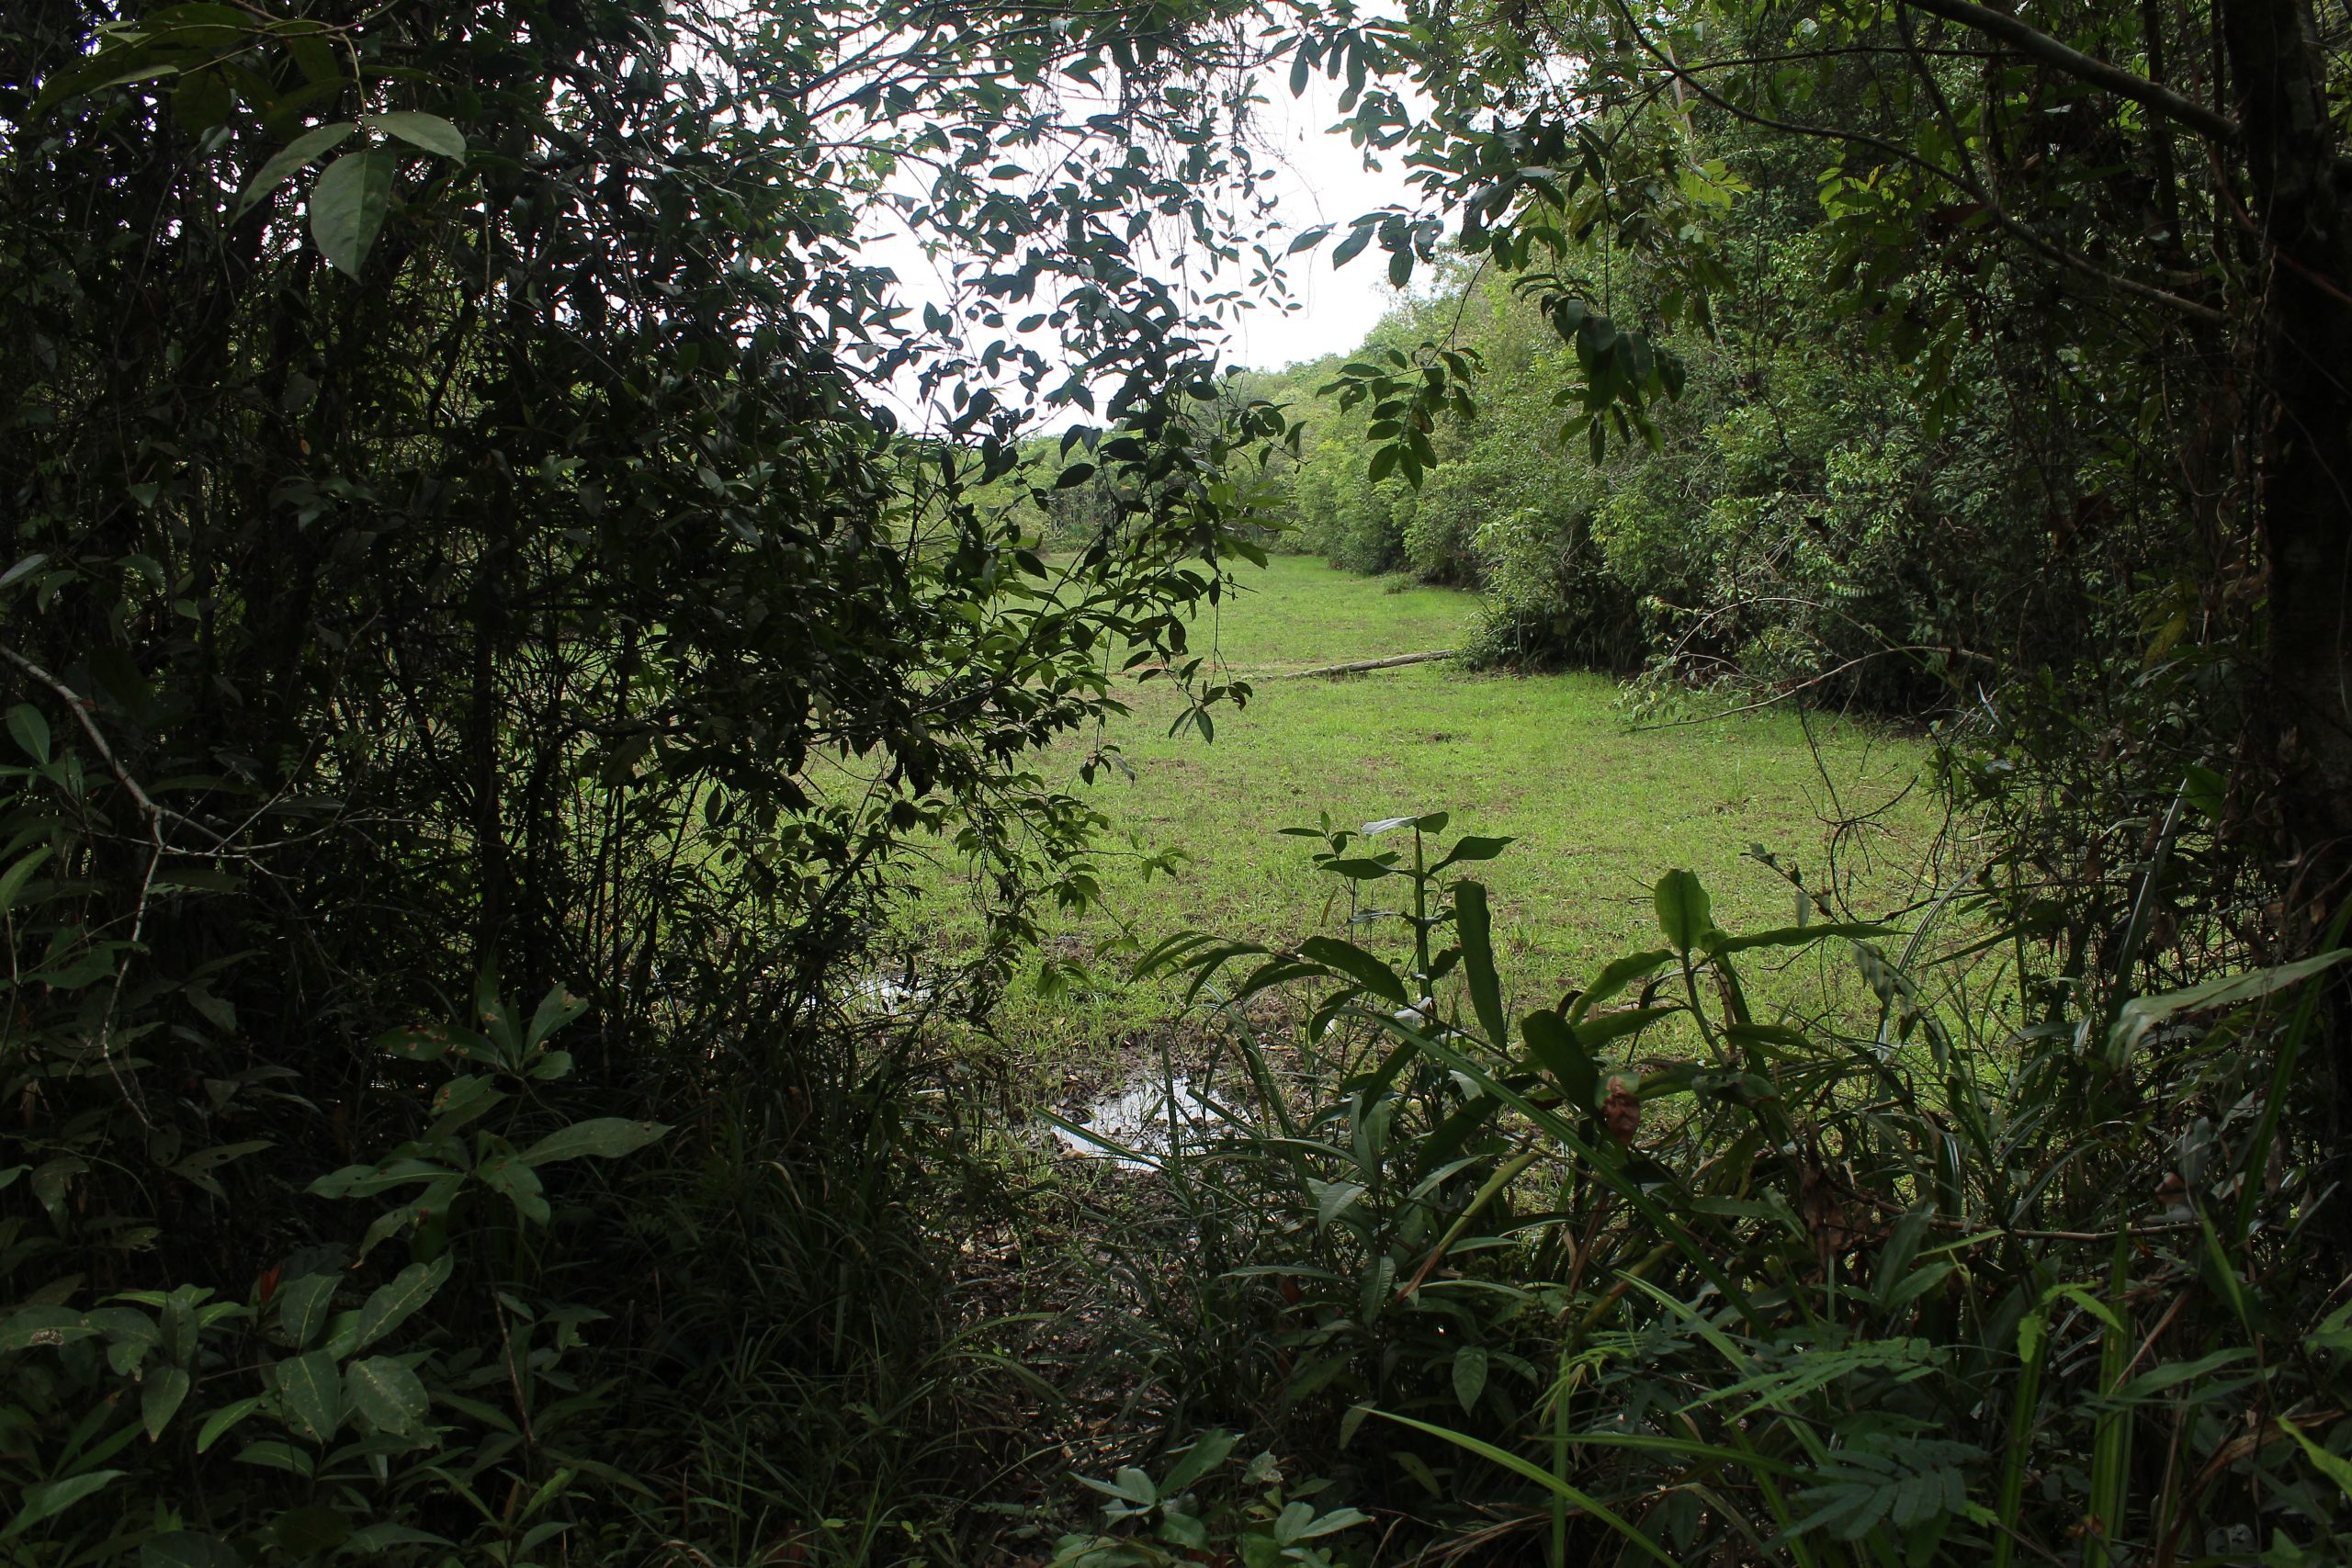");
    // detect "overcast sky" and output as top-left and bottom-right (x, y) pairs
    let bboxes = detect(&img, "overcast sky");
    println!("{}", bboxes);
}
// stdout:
(1219, 67), (1423, 374)
(857, 61), (1420, 430)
